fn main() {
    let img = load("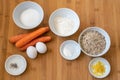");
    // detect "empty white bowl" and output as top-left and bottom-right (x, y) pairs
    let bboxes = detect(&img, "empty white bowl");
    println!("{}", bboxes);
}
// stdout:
(78, 27), (111, 57)
(13, 1), (44, 29)
(49, 8), (80, 37)
(89, 57), (111, 78)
